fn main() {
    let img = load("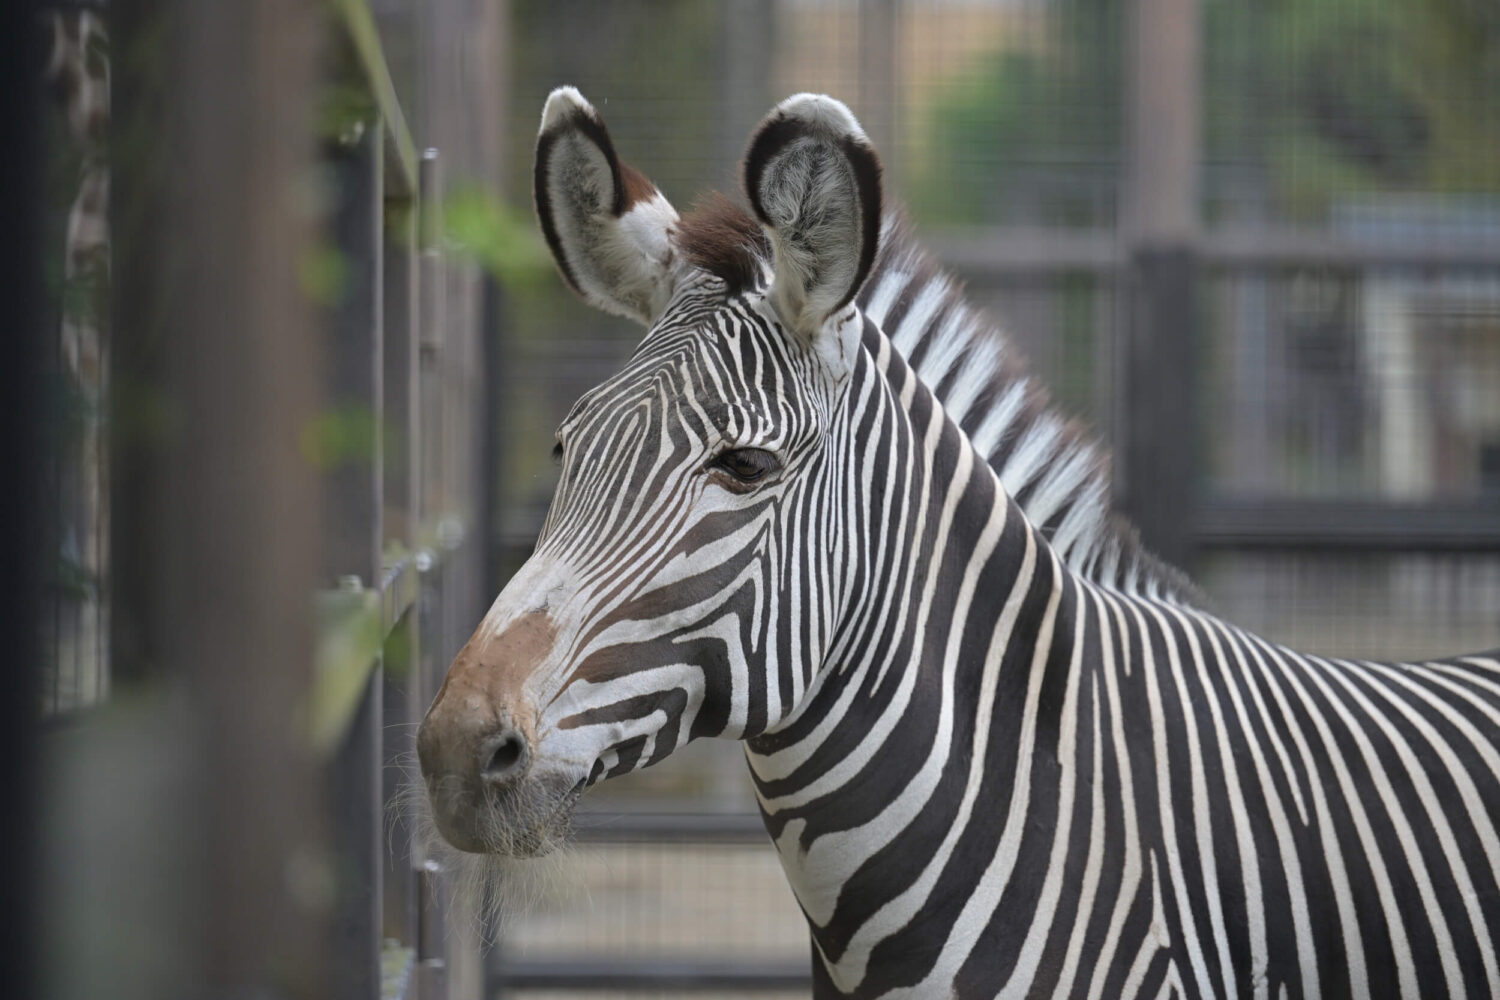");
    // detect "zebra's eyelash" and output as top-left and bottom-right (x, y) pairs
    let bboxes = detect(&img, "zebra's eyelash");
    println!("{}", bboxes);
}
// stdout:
(552, 441), (564, 464)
